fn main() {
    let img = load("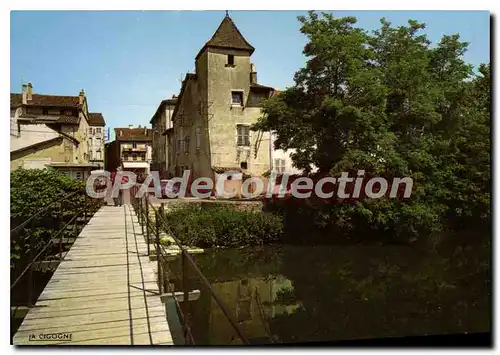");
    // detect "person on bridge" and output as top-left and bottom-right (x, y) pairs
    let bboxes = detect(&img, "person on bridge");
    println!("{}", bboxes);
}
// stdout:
(118, 173), (129, 206)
